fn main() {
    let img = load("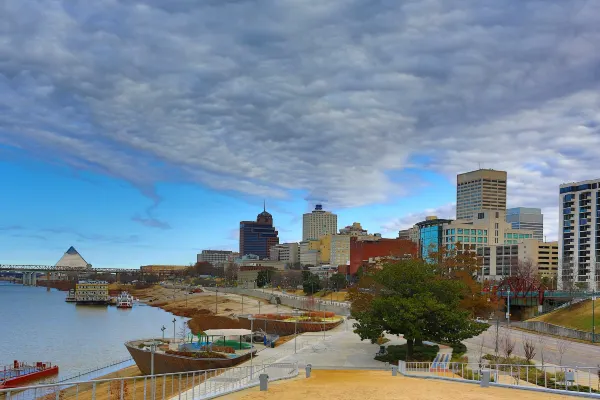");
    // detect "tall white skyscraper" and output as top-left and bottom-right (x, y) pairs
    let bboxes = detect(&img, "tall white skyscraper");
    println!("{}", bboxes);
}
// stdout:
(506, 207), (544, 241)
(302, 204), (338, 241)
(559, 179), (600, 290)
